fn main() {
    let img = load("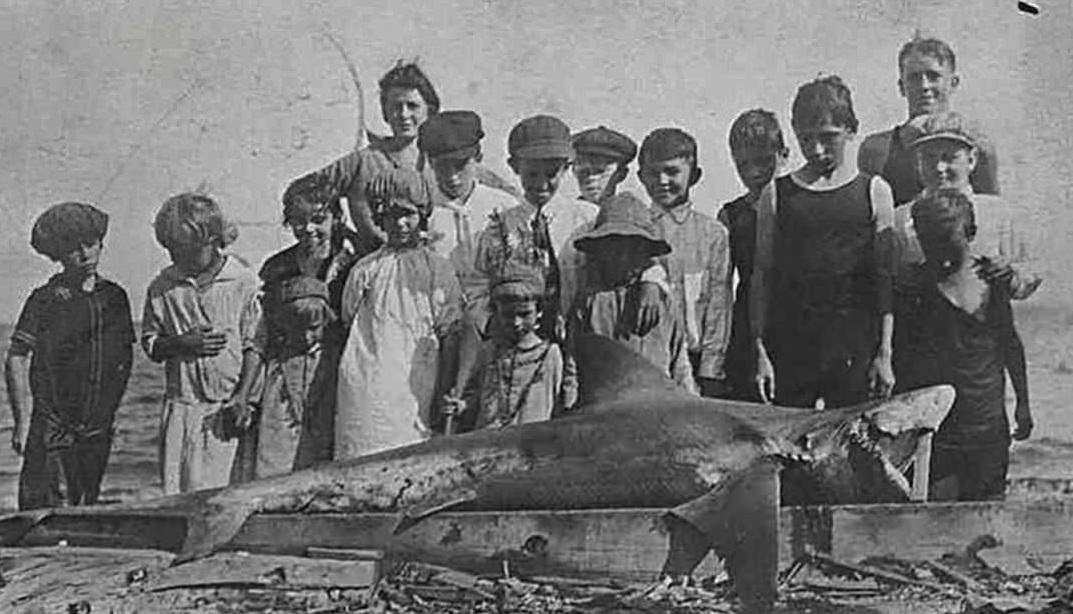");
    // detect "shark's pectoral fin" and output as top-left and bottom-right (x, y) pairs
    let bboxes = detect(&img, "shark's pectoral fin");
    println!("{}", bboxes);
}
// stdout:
(663, 458), (780, 614)
(393, 488), (478, 536)
(0, 510), (51, 546)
